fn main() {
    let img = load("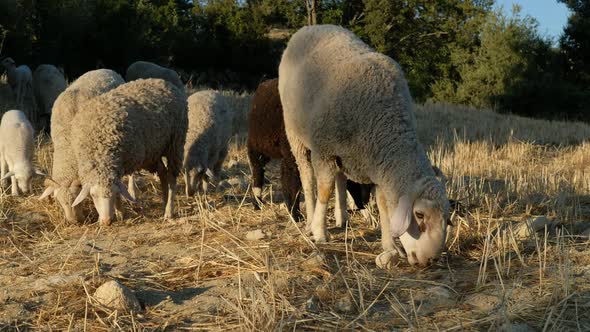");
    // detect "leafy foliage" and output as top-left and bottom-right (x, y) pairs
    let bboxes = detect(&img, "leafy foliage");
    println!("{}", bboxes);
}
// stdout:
(0, 0), (587, 118)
